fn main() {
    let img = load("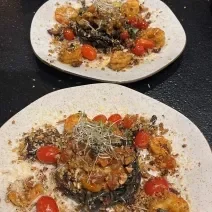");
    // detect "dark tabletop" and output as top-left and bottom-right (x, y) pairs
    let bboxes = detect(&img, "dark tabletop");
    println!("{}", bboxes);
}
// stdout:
(0, 0), (212, 146)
